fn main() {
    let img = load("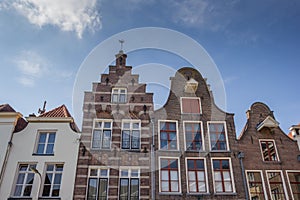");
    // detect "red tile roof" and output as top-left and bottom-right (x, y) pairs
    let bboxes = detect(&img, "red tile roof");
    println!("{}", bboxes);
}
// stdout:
(0, 104), (16, 112)
(38, 104), (72, 118)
